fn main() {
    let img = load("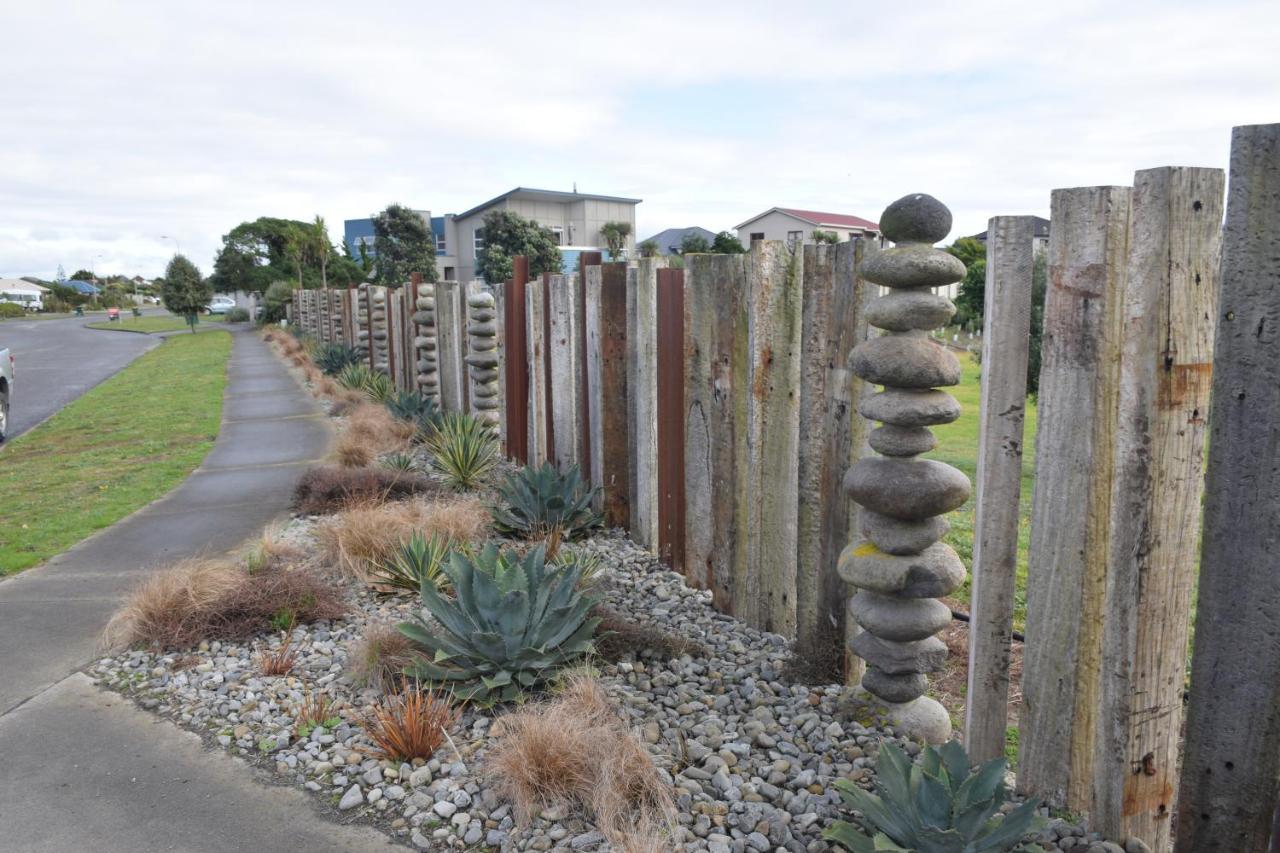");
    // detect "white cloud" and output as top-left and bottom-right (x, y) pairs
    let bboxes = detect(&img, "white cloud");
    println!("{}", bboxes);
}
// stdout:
(0, 0), (1276, 277)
